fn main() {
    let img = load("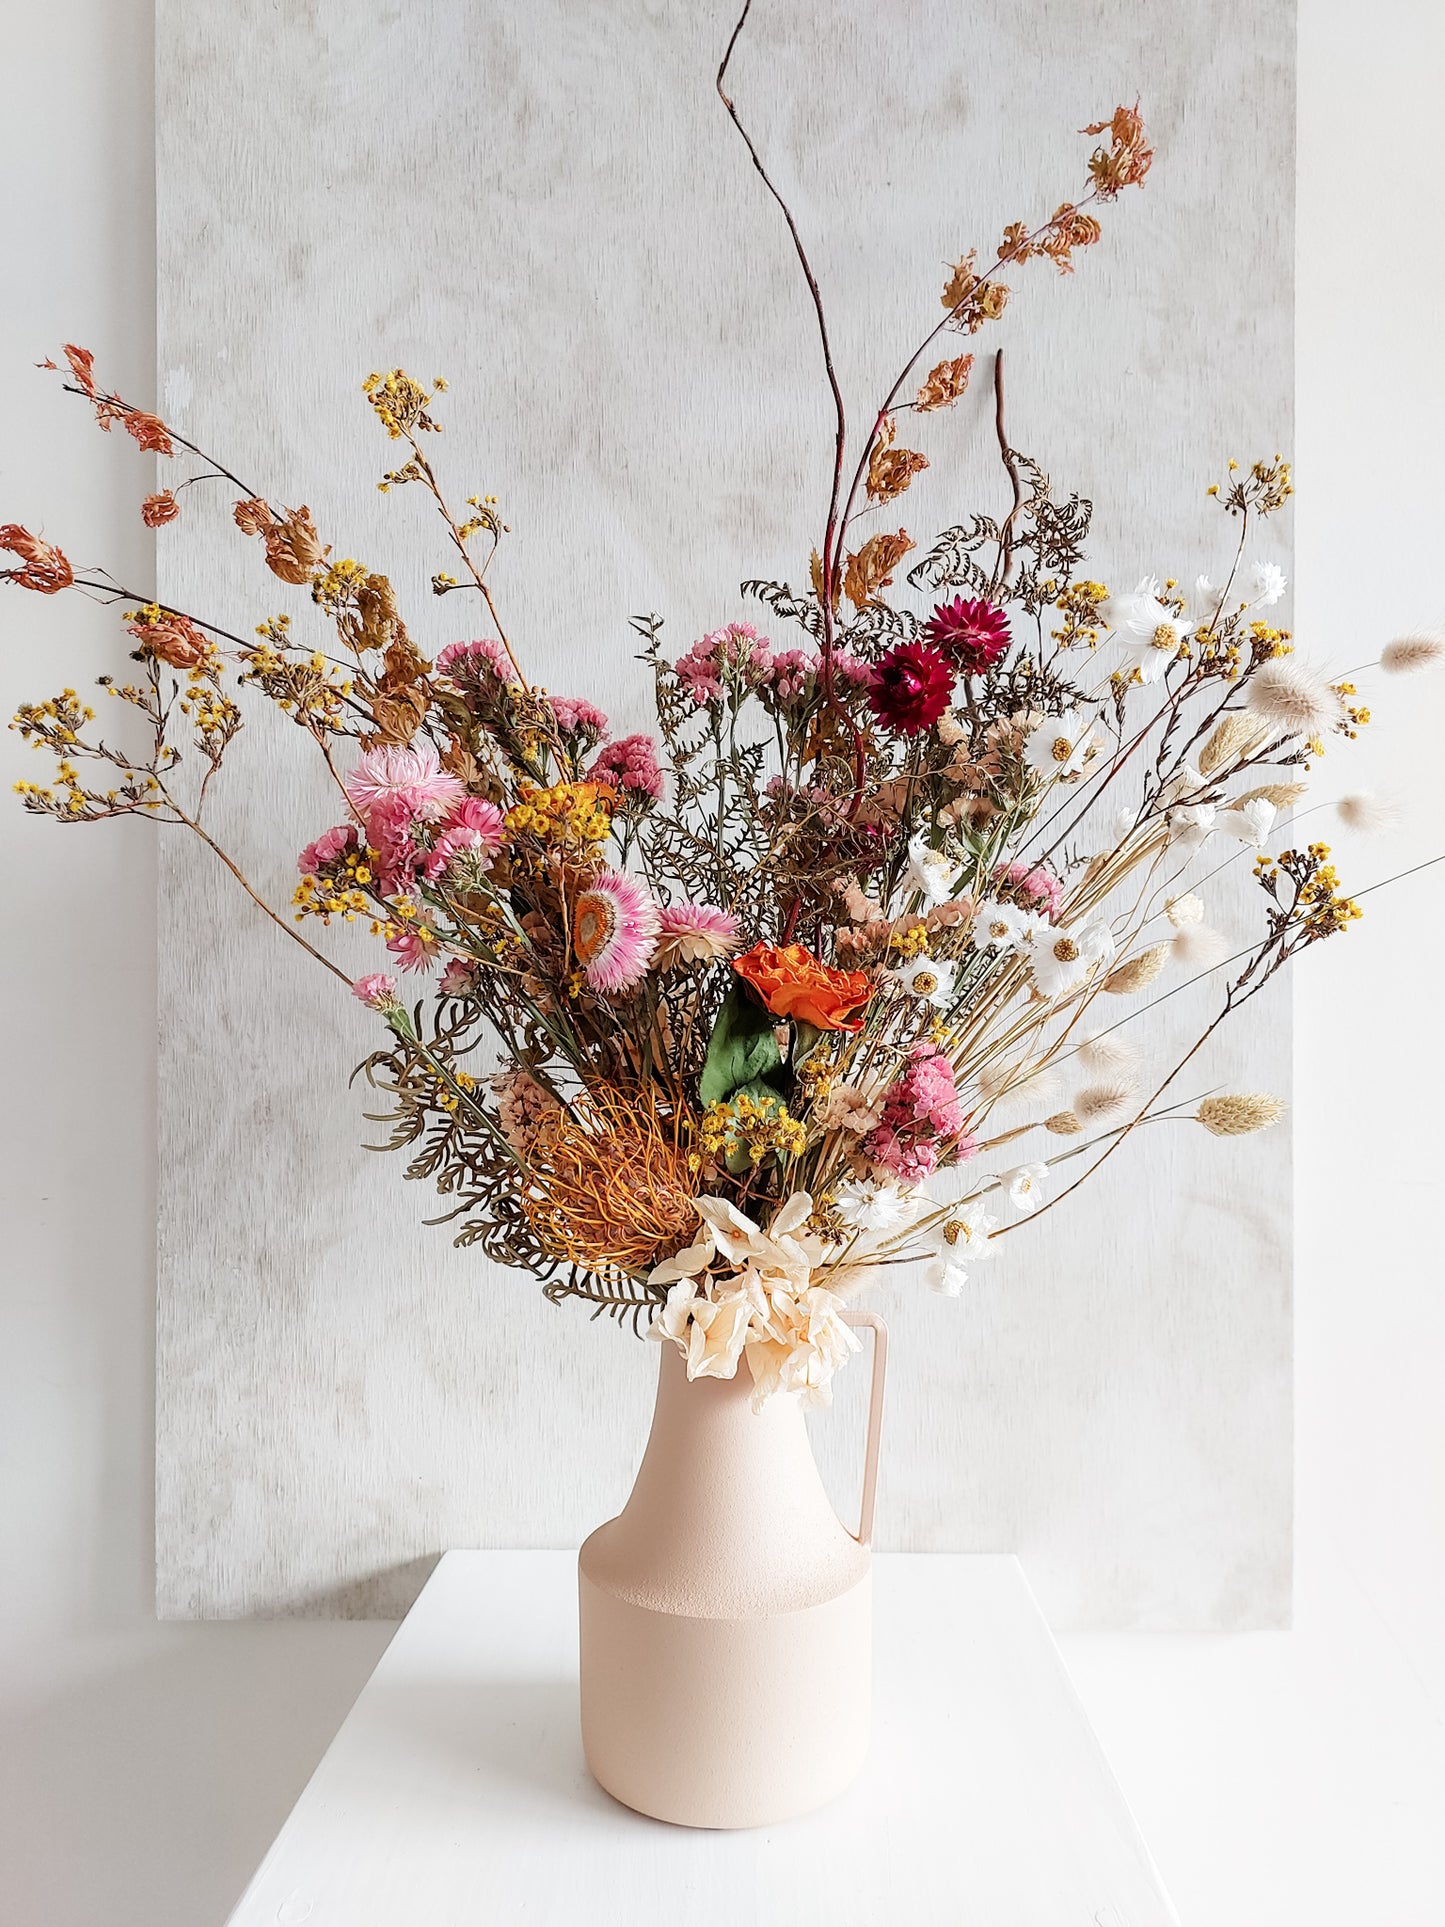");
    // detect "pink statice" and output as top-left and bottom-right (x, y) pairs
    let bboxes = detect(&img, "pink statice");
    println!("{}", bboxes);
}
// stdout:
(588, 733), (664, 803)
(995, 859), (1063, 922)
(863, 1046), (974, 1184)
(549, 695), (610, 744)
(571, 869), (661, 993)
(674, 620), (774, 706)
(386, 920), (442, 973)
(434, 637), (513, 683)
(298, 822), (359, 876)
(344, 742), (465, 824)
(420, 796), (506, 882)
(352, 973), (399, 1009)
(767, 649), (815, 703)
